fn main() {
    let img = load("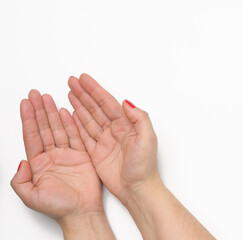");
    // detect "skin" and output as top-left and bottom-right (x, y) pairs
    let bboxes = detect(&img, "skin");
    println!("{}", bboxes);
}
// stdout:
(11, 90), (116, 240)
(68, 73), (216, 240)
(11, 74), (215, 239)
